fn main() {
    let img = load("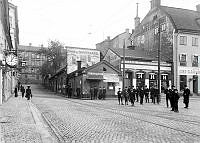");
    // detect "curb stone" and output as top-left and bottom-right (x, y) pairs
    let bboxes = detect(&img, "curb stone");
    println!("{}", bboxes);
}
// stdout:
(28, 101), (58, 143)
